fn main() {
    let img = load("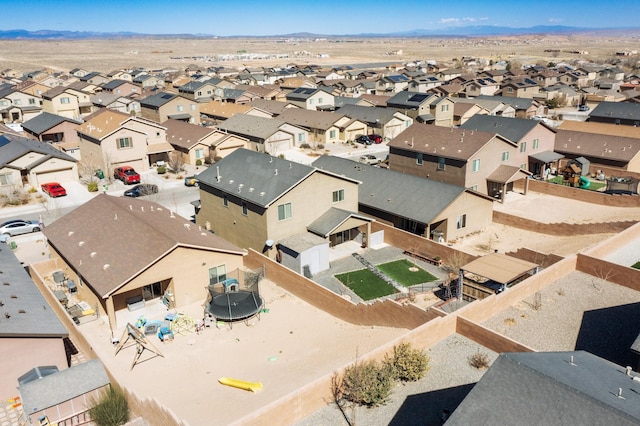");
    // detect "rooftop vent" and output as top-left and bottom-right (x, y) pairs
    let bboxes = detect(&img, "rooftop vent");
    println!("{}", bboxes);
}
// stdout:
(90, 252), (97, 258)
(103, 264), (110, 270)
